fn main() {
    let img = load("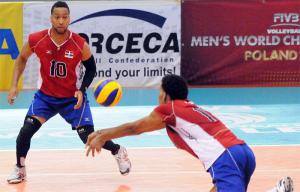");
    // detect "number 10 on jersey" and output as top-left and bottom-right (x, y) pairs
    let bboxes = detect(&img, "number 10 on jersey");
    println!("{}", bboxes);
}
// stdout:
(50, 60), (67, 78)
